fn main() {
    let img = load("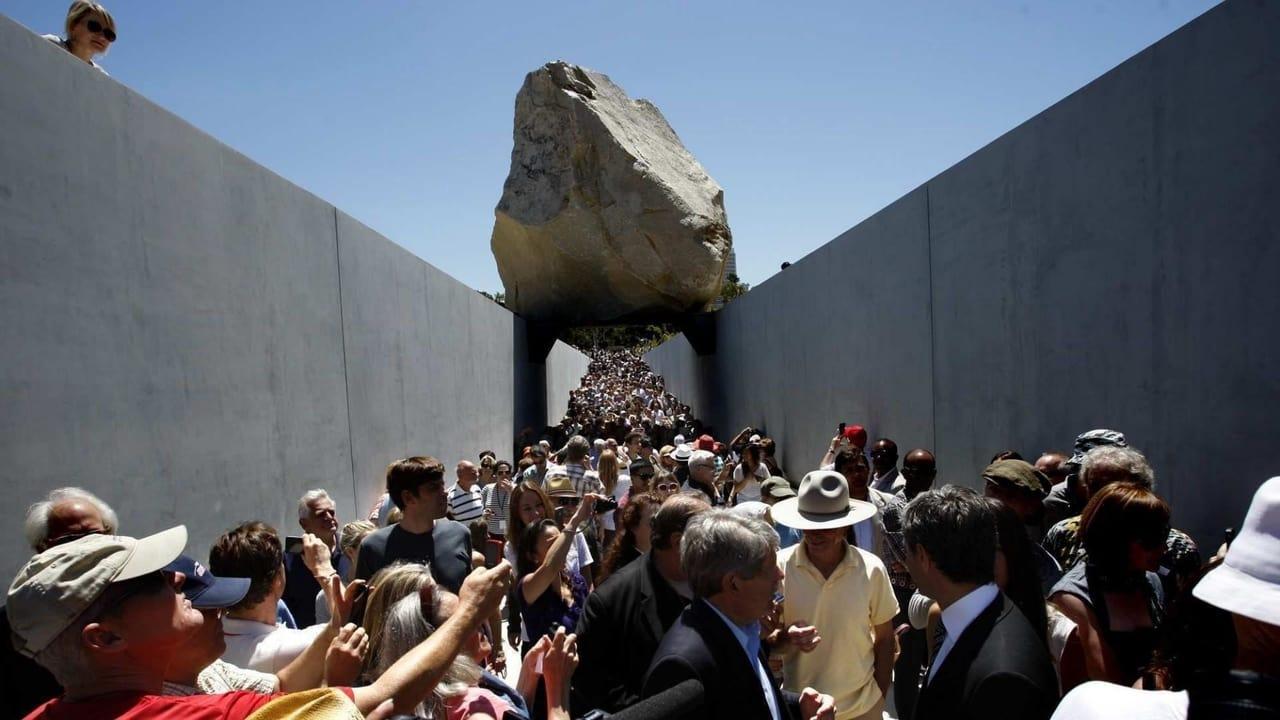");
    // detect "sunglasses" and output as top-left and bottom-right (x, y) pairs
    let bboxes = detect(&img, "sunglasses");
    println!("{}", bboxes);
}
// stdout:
(94, 570), (170, 619)
(635, 473), (655, 481)
(86, 19), (117, 42)
(656, 483), (680, 492)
